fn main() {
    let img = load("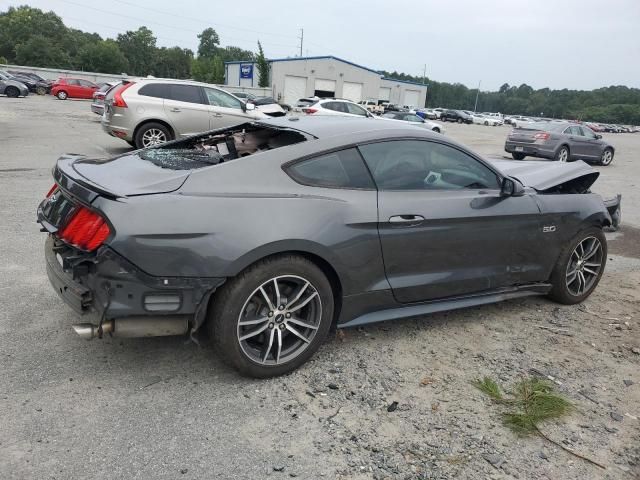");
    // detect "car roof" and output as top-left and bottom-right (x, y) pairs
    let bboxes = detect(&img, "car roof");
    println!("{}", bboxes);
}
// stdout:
(257, 116), (435, 140)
